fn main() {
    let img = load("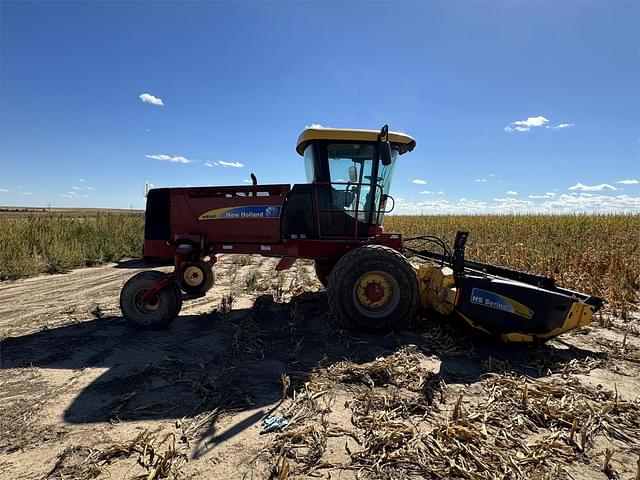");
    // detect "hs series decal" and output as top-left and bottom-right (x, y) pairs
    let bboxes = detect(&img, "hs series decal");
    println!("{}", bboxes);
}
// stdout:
(470, 288), (534, 319)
